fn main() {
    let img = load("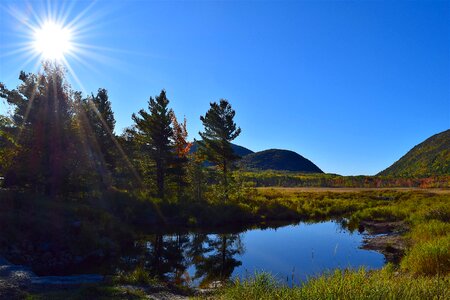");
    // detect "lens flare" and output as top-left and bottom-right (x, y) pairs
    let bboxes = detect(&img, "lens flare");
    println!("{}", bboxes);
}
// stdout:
(33, 21), (73, 60)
